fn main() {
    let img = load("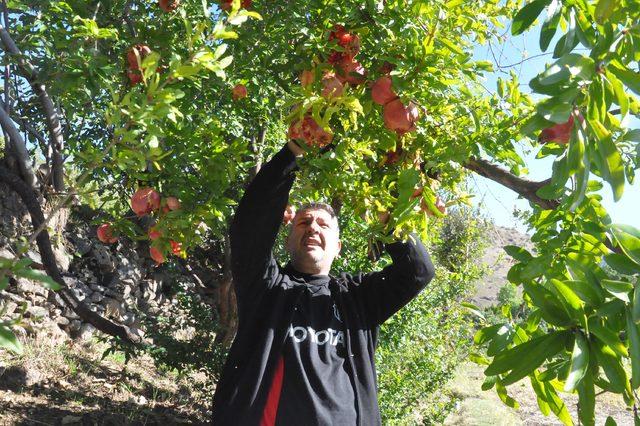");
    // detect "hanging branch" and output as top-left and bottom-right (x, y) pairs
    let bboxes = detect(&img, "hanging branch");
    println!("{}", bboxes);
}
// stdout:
(0, 165), (141, 344)
(463, 156), (560, 210)
(0, 23), (65, 191)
